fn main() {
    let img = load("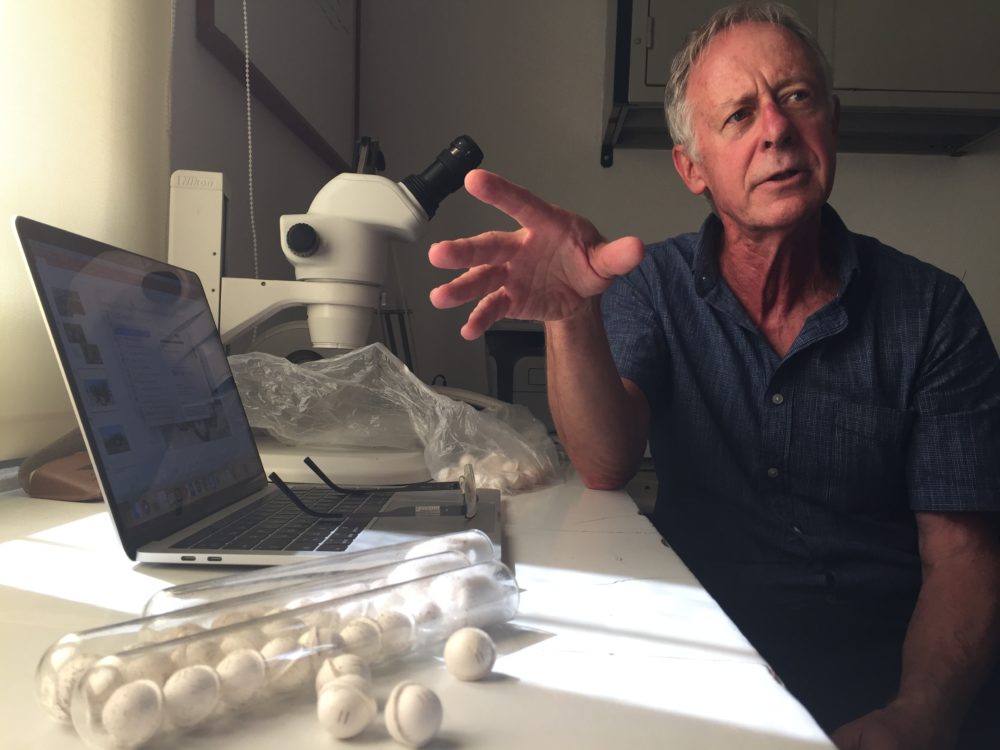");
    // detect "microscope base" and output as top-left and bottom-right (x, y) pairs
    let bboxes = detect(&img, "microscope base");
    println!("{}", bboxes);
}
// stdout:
(256, 435), (431, 486)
